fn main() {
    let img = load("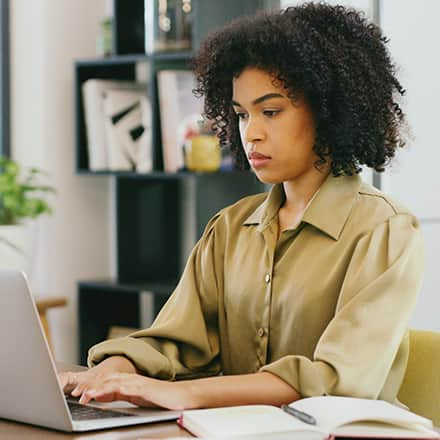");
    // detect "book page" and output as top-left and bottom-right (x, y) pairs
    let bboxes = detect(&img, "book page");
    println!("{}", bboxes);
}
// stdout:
(291, 396), (434, 433)
(333, 421), (440, 439)
(182, 405), (324, 438)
